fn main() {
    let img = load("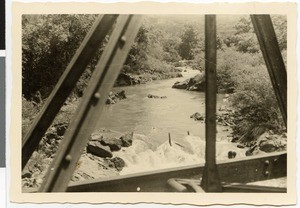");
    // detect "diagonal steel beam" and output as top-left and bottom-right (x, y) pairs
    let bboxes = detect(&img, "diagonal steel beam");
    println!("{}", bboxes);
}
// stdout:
(39, 15), (142, 192)
(22, 14), (118, 169)
(251, 15), (287, 127)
